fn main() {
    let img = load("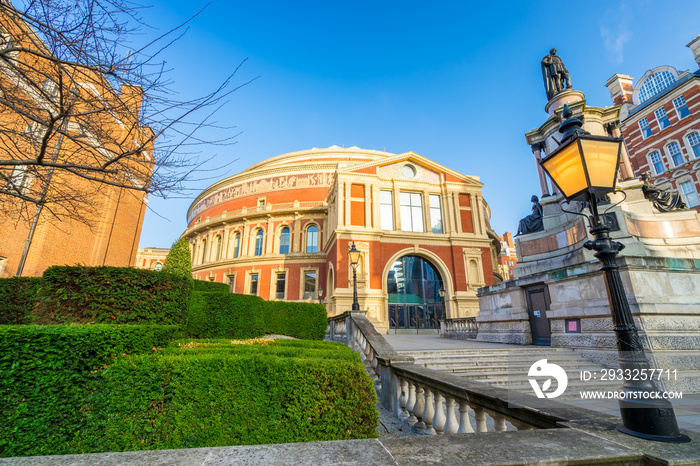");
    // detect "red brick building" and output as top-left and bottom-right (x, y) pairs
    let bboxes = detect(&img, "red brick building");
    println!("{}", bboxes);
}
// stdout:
(184, 146), (501, 333)
(0, 10), (152, 277)
(606, 35), (700, 210)
(497, 232), (517, 280)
